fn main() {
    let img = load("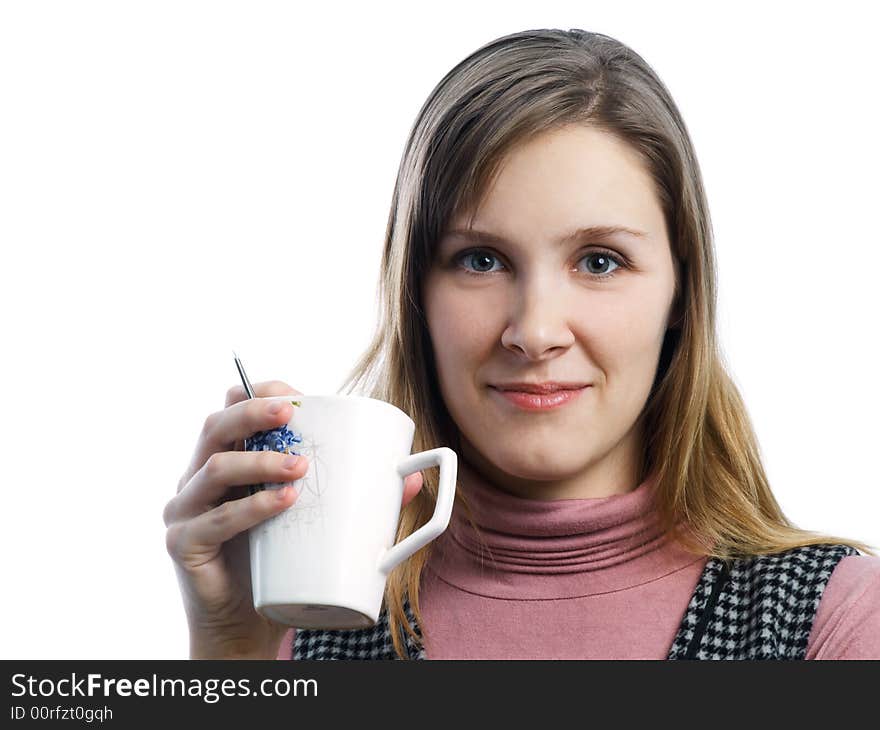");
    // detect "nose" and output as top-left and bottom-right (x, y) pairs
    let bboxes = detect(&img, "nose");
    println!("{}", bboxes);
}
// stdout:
(500, 275), (575, 359)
